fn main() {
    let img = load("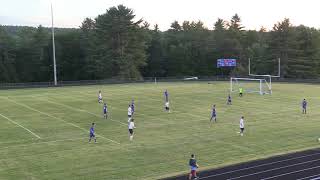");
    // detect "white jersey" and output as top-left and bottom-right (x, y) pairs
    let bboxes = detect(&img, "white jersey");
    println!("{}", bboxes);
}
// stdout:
(165, 101), (169, 107)
(128, 122), (135, 129)
(240, 118), (244, 128)
(128, 107), (132, 116)
(98, 93), (102, 99)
